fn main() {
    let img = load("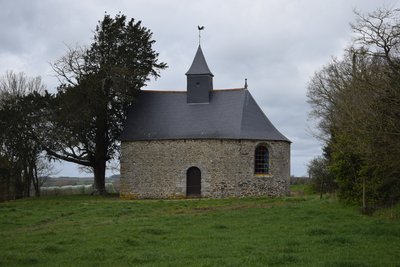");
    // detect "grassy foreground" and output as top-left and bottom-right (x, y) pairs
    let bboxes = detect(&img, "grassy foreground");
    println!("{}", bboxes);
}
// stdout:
(0, 191), (399, 266)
